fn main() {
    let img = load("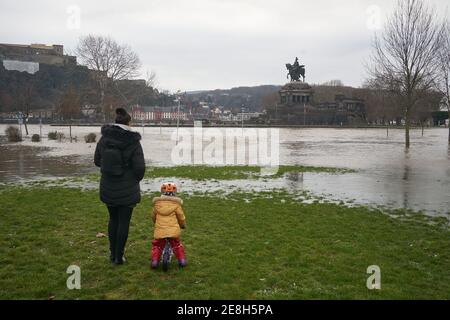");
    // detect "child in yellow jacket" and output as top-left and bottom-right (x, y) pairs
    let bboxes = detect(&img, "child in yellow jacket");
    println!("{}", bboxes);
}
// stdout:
(151, 182), (187, 268)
